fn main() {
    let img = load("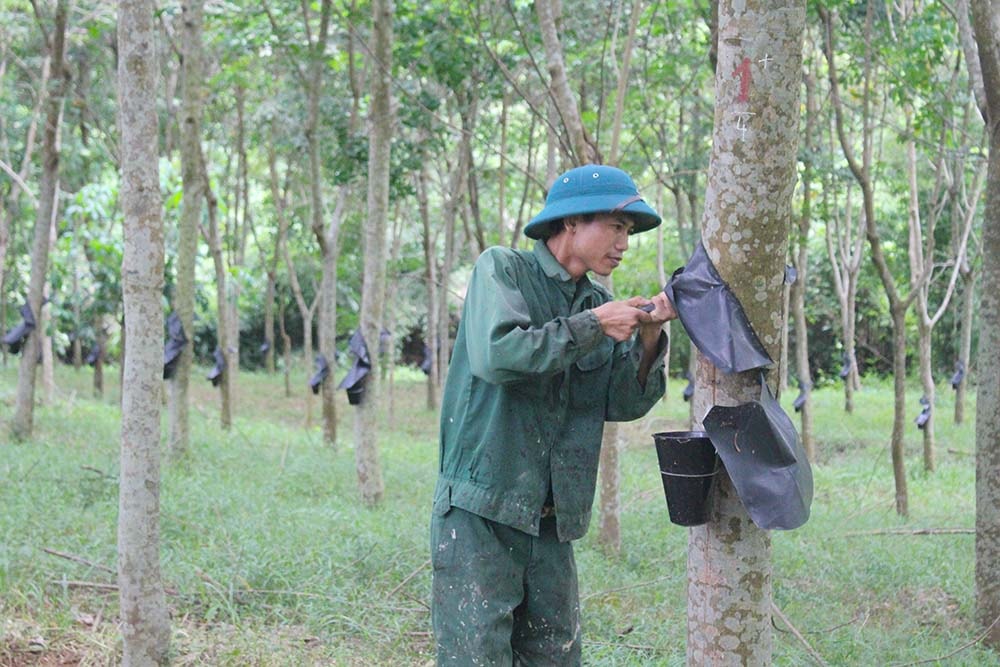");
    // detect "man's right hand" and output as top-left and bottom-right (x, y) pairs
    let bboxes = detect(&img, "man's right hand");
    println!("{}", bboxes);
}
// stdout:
(592, 297), (653, 342)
